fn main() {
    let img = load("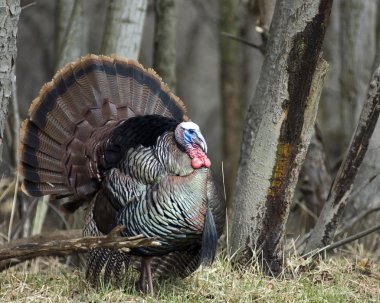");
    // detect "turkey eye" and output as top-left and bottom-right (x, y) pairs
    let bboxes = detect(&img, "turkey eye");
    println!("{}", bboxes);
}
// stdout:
(188, 129), (195, 134)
